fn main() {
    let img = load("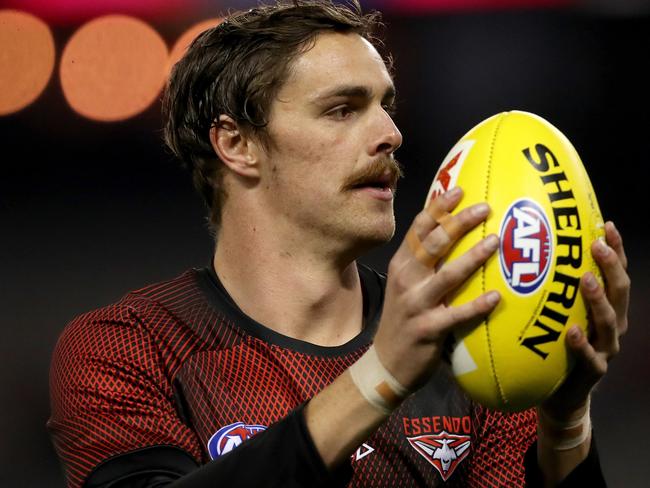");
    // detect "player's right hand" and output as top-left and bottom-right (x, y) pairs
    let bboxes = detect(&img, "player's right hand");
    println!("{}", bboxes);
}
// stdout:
(372, 186), (501, 392)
